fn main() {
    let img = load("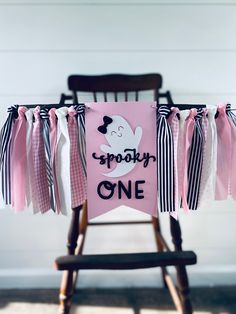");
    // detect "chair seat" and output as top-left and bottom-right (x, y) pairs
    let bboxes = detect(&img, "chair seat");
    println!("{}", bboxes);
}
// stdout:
(55, 251), (197, 271)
